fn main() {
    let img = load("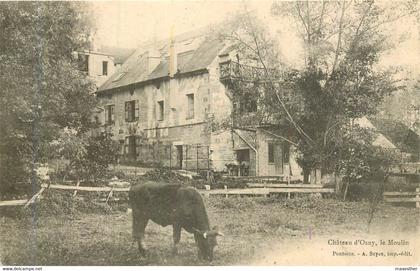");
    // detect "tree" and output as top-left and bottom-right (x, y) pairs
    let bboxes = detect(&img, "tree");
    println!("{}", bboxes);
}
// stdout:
(216, 1), (418, 184)
(47, 129), (119, 182)
(379, 77), (420, 132)
(0, 2), (97, 197)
